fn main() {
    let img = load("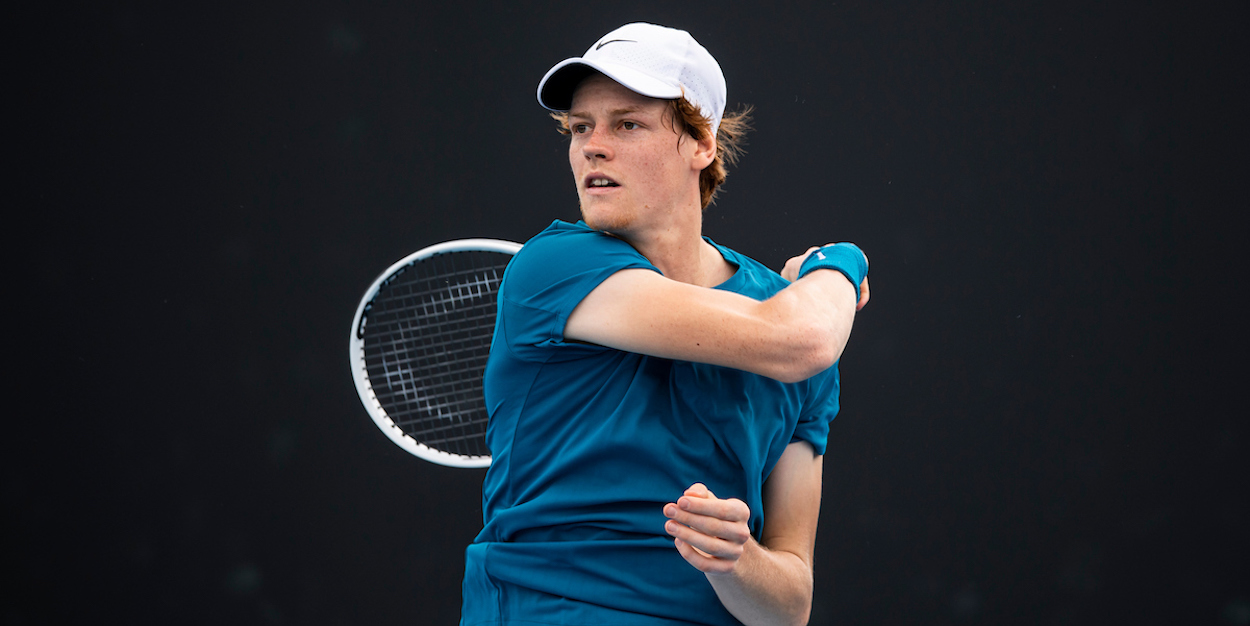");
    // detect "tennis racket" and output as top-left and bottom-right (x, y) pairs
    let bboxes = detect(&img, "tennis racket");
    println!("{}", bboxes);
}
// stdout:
(349, 238), (522, 468)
